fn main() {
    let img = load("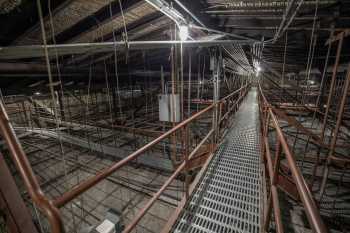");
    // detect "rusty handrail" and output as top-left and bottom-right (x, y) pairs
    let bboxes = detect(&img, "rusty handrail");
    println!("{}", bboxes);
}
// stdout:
(0, 102), (65, 233)
(258, 84), (327, 233)
(123, 86), (250, 233)
(158, 86), (250, 233)
(54, 103), (215, 207)
(54, 84), (249, 207)
(0, 84), (249, 233)
(123, 129), (215, 233)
